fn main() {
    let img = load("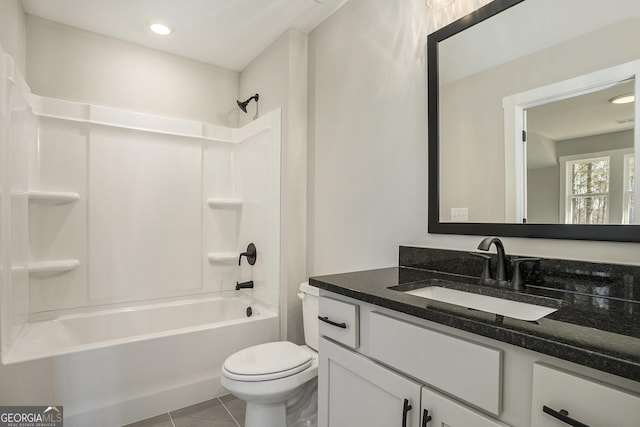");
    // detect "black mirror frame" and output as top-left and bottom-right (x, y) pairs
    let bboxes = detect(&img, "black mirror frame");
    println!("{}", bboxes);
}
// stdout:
(427, 0), (640, 242)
